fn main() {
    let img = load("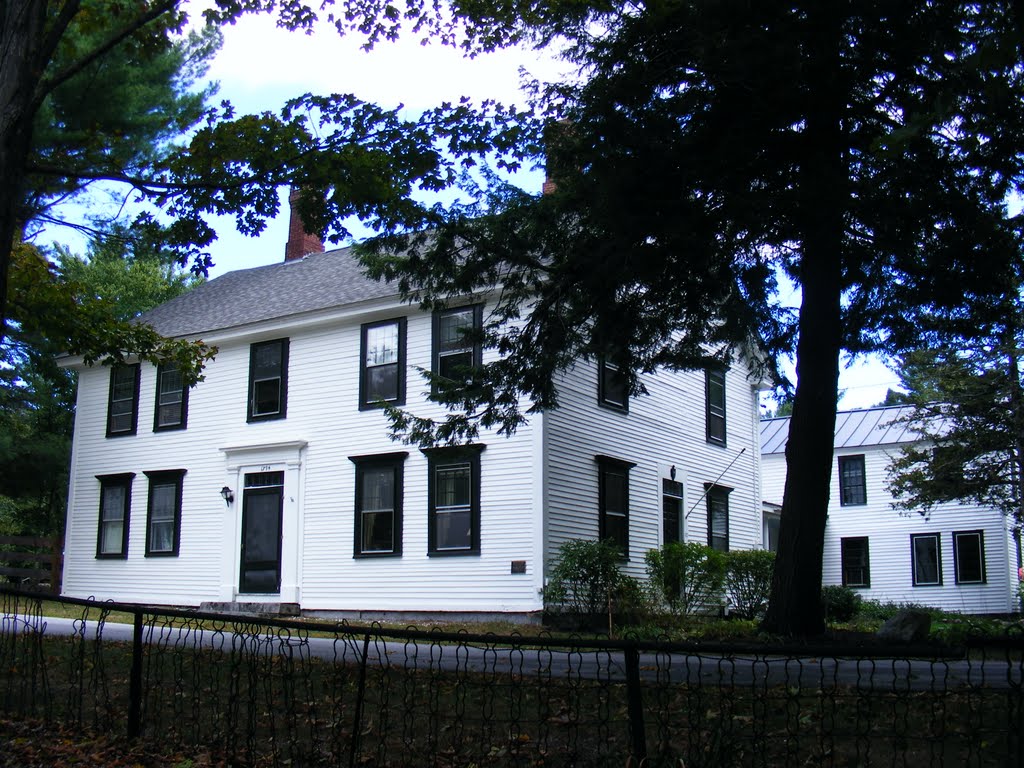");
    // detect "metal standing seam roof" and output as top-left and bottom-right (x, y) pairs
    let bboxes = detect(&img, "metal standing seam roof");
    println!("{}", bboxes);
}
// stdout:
(760, 405), (923, 455)
(136, 245), (400, 338)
